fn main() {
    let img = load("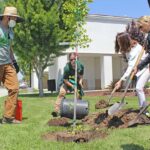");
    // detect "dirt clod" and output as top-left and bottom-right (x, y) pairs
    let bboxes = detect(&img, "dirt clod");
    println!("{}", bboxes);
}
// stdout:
(47, 117), (70, 126)
(95, 99), (109, 109)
